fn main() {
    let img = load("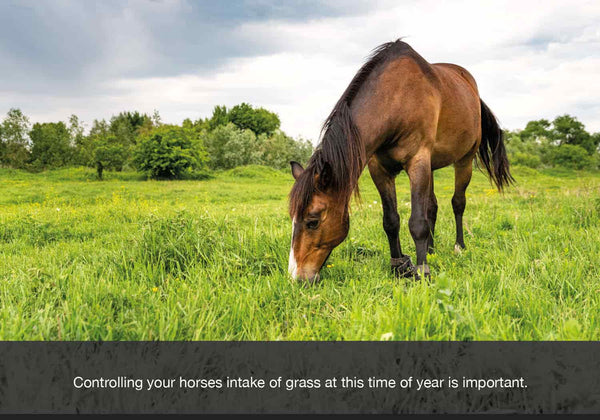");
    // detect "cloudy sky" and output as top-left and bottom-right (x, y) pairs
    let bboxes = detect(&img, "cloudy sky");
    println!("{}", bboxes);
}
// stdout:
(1, 0), (599, 140)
